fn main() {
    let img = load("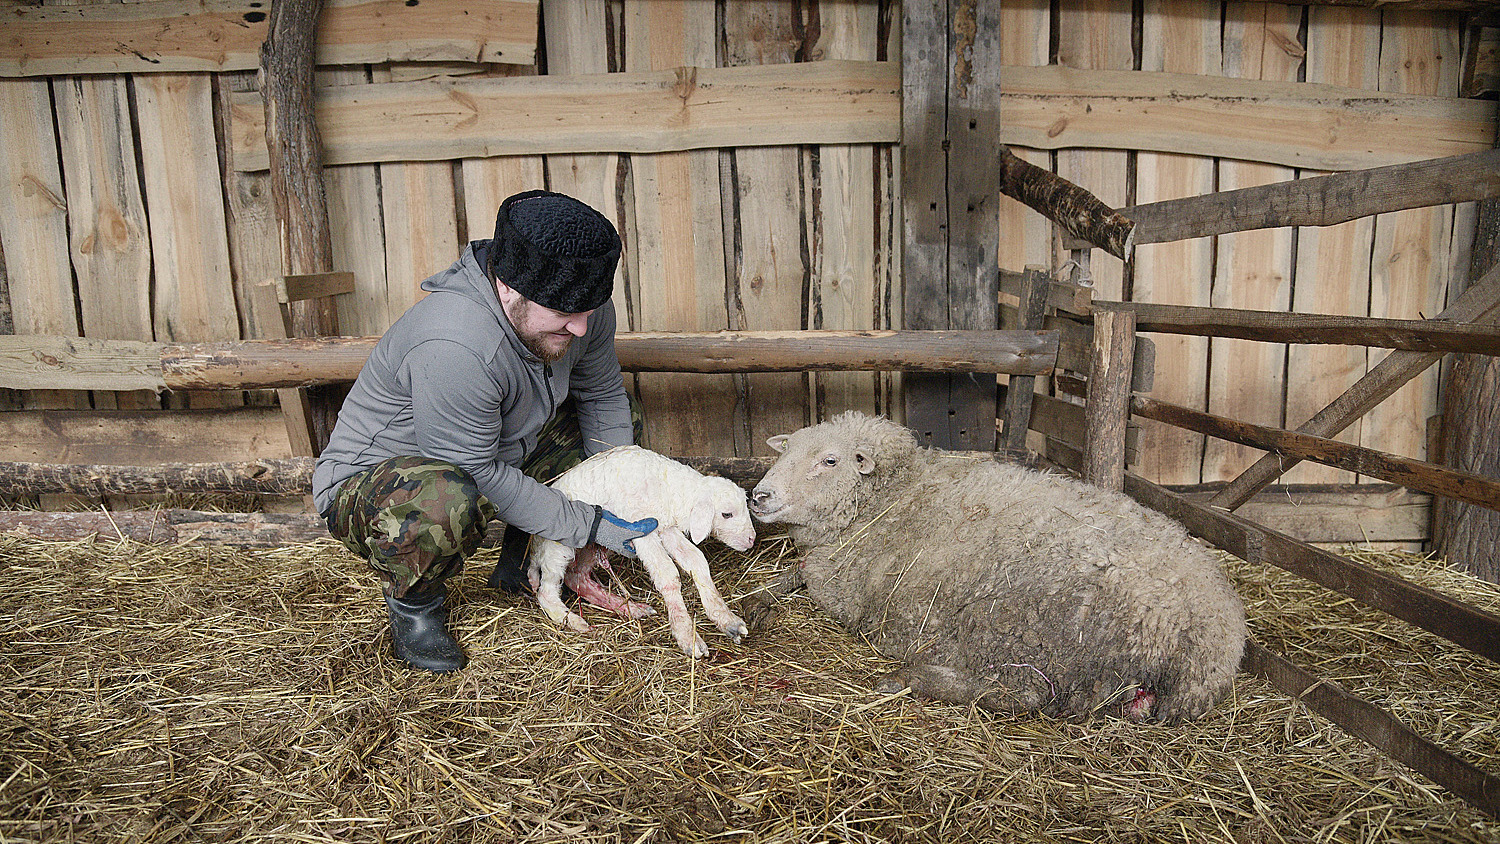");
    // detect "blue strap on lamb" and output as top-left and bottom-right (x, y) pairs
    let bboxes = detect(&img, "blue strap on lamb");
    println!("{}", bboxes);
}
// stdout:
(588, 505), (657, 558)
